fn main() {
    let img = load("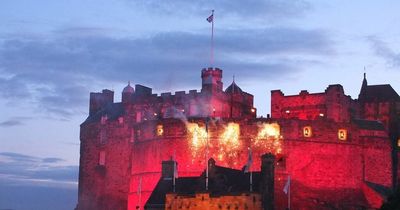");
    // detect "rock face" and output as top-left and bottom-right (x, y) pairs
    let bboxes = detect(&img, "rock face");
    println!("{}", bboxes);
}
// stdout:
(75, 68), (399, 210)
